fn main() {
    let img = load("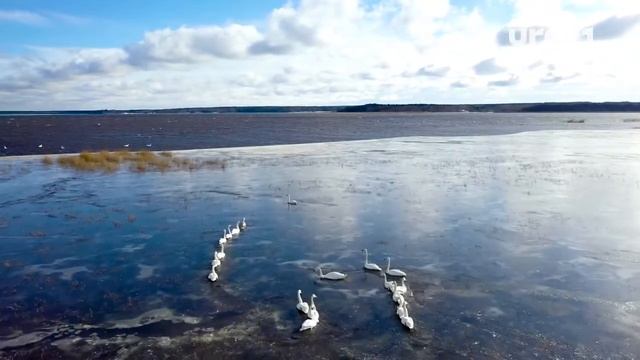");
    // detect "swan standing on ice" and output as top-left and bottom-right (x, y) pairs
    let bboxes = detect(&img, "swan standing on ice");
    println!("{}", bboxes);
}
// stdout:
(296, 290), (309, 314)
(208, 265), (218, 282)
(394, 277), (407, 295)
(317, 266), (347, 280)
(383, 273), (396, 292)
(240, 217), (247, 231)
(287, 194), (297, 206)
(231, 222), (240, 238)
(362, 249), (382, 271)
(300, 294), (319, 331)
(385, 257), (407, 277)
(399, 302), (414, 330)
(217, 244), (226, 260)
